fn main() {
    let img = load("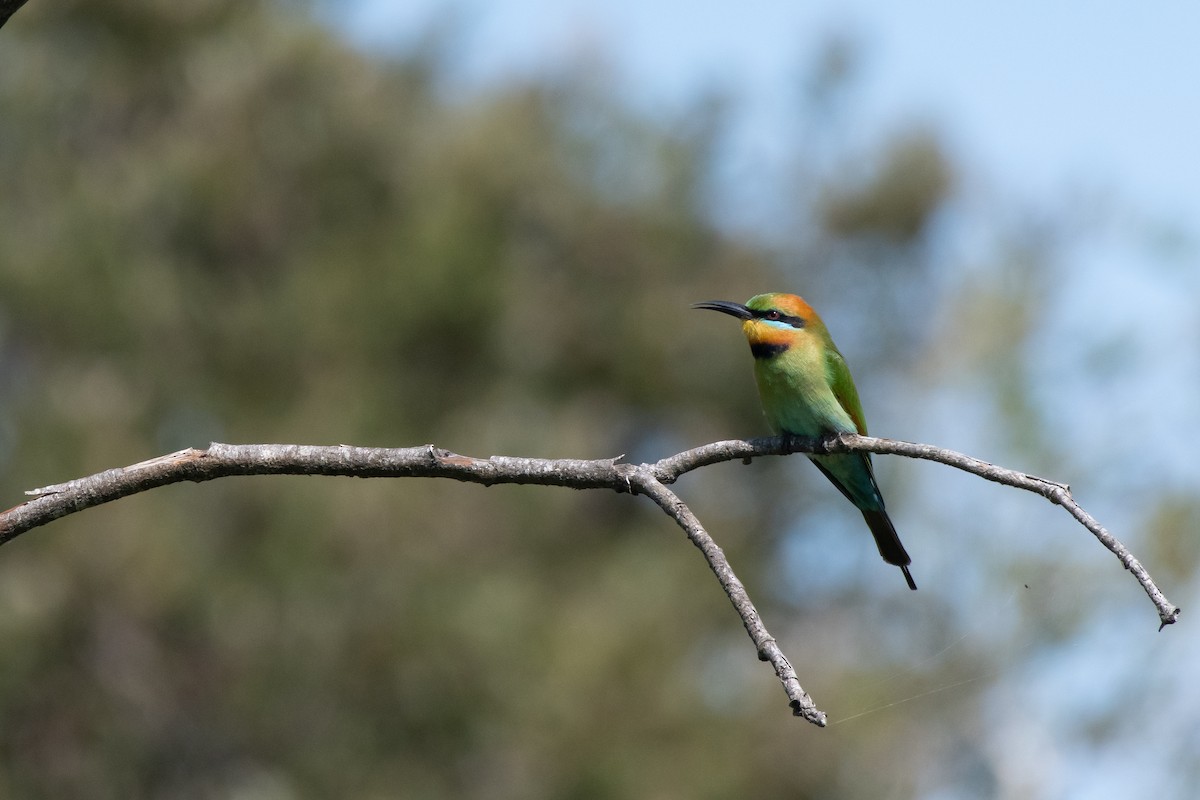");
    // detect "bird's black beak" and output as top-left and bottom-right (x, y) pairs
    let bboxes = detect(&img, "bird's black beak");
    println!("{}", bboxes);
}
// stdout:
(692, 300), (753, 320)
